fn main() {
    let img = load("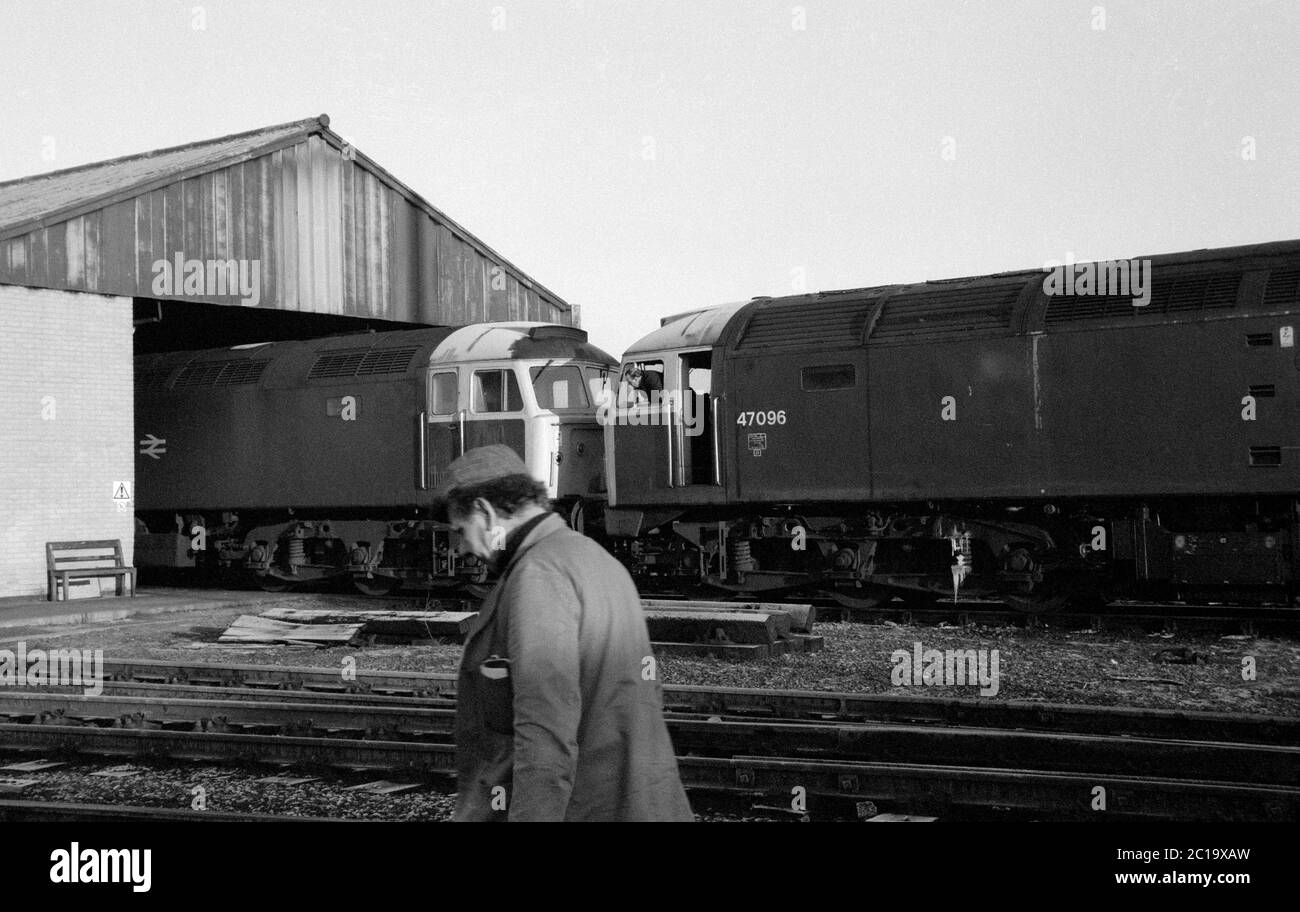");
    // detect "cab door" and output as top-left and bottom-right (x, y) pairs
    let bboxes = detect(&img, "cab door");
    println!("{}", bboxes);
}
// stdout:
(425, 367), (463, 494)
(677, 349), (718, 487)
(608, 354), (672, 506)
(608, 350), (722, 507)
